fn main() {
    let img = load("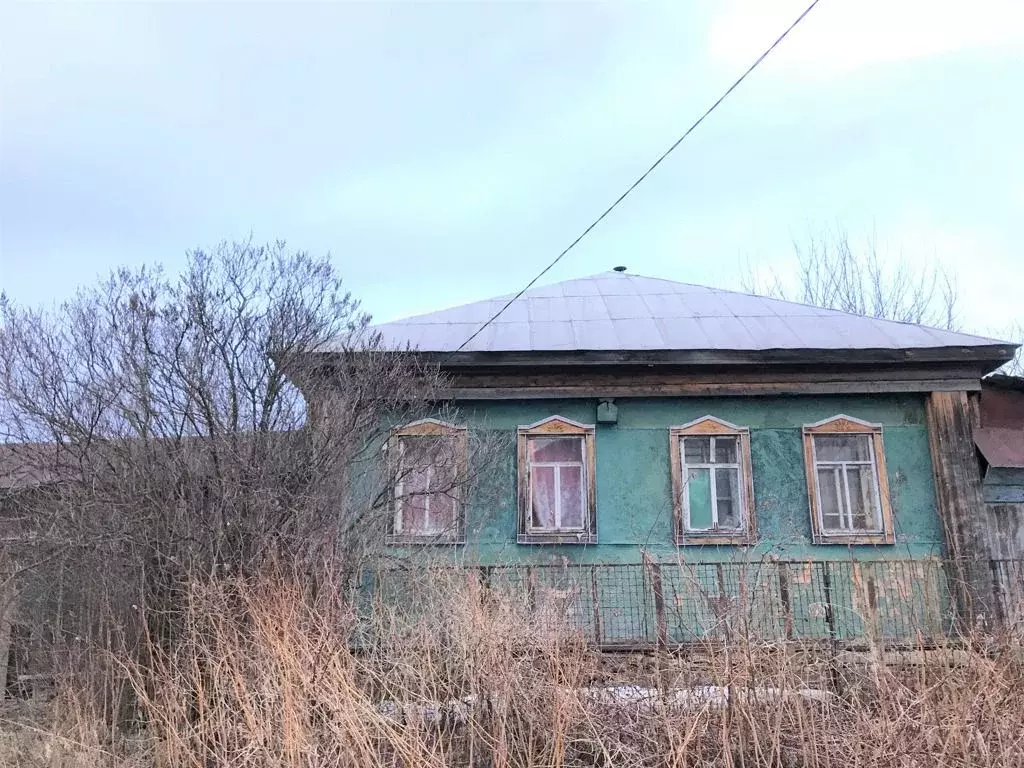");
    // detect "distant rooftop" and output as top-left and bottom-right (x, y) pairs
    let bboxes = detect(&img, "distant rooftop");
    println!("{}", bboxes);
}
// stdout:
(335, 271), (1012, 357)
